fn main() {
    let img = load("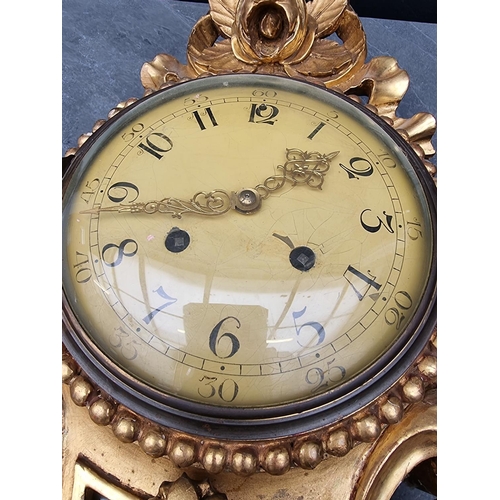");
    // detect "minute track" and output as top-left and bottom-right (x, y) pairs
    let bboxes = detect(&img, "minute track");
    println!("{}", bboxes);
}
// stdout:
(63, 74), (433, 409)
